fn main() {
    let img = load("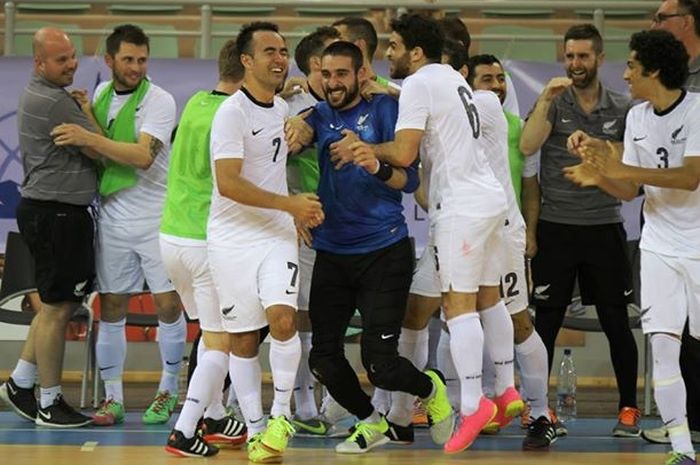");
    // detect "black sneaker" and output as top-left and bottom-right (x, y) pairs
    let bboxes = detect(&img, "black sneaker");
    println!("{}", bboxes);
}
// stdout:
(35, 394), (93, 428)
(165, 429), (219, 457)
(201, 415), (247, 445)
(0, 377), (37, 421)
(385, 420), (414, 444)
(522, 416), (557, 450)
